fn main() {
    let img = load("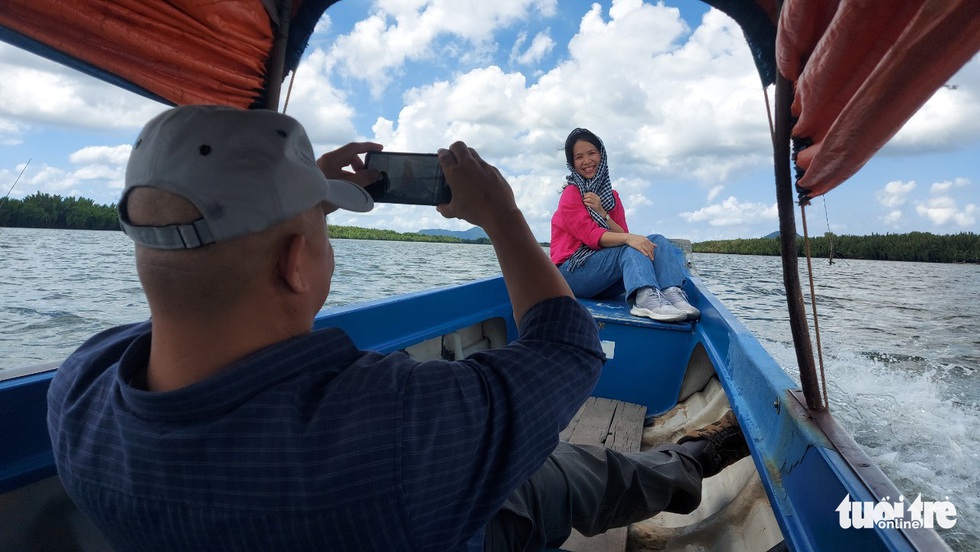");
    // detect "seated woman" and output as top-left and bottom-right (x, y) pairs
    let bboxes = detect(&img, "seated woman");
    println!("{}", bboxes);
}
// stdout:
(550, 128), (699, 322)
